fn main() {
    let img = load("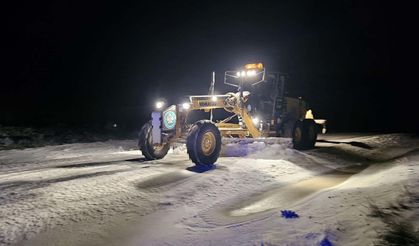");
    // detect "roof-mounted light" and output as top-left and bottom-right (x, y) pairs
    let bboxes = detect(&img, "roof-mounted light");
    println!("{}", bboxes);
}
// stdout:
(244, 63), (264, 70)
